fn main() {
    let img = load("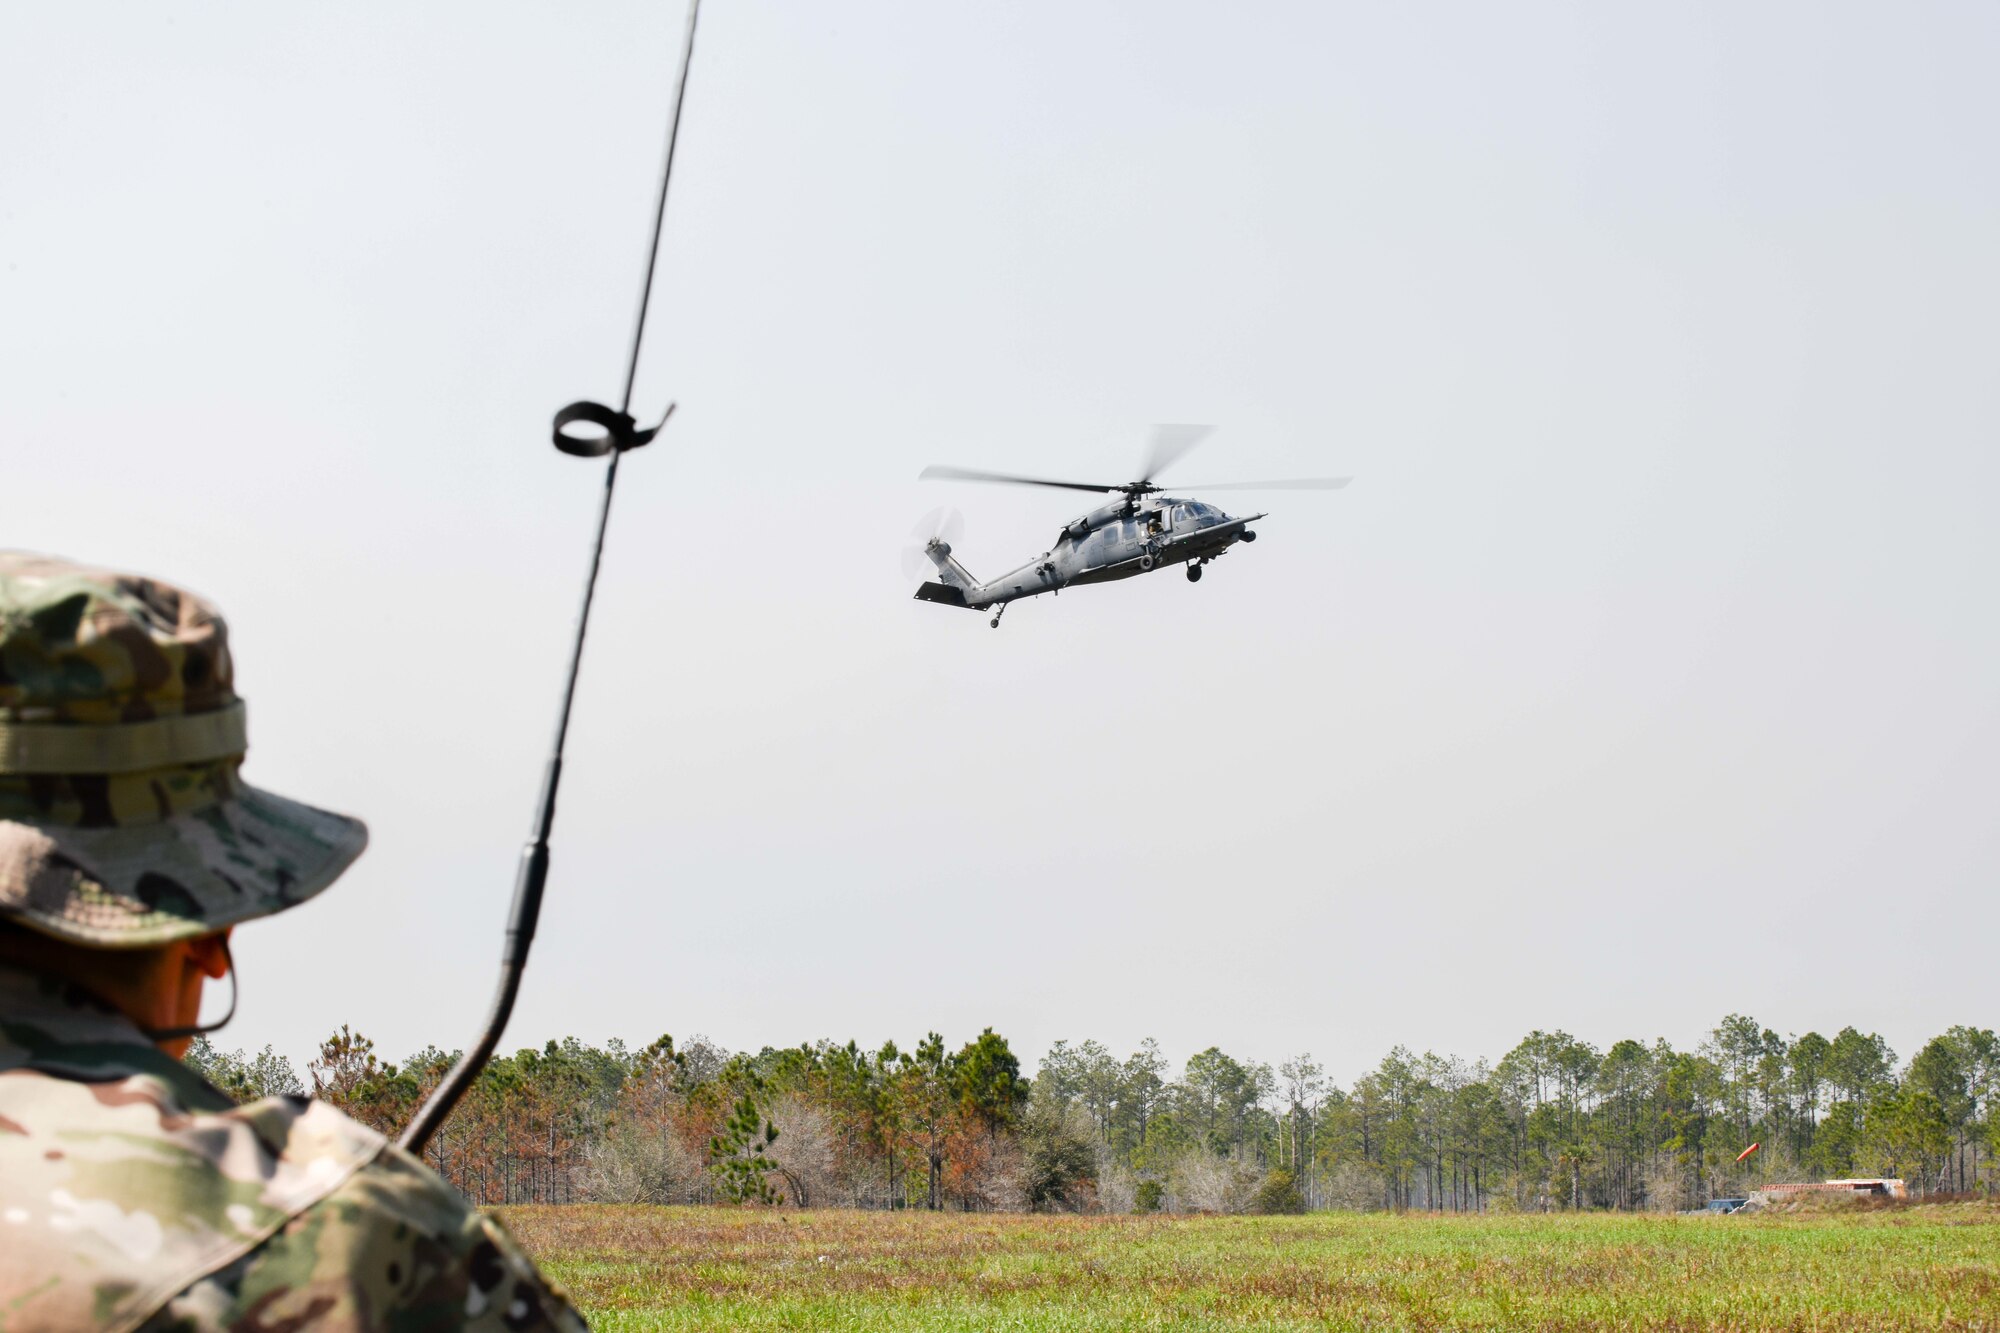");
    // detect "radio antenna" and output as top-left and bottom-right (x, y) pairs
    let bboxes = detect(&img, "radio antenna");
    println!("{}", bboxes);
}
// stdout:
(399, 0), (704, 1155)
